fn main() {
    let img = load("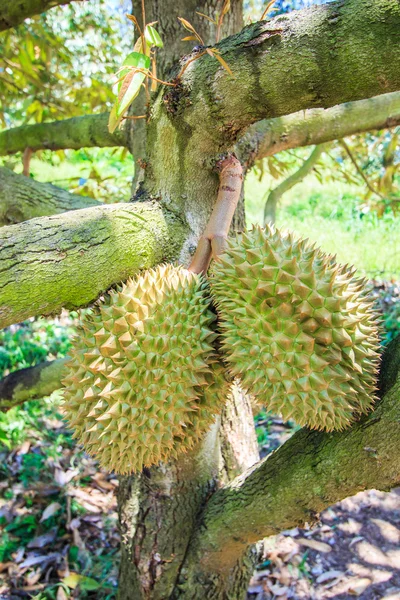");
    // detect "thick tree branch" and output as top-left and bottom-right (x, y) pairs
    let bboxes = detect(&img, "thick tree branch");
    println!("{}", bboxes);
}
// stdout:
(237, 91), (400, 164)
(0, 167), (100, 226)
(0, 113), (128, 156)
(0, 203), (187, 328)
(263, 143), (329, 224)
(183, 337), (400, 576)
(0, 0), (85, 31)
(0, 357), (67, 410)
(4, 88), (399, 163)
(151, 0), (400, 167)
